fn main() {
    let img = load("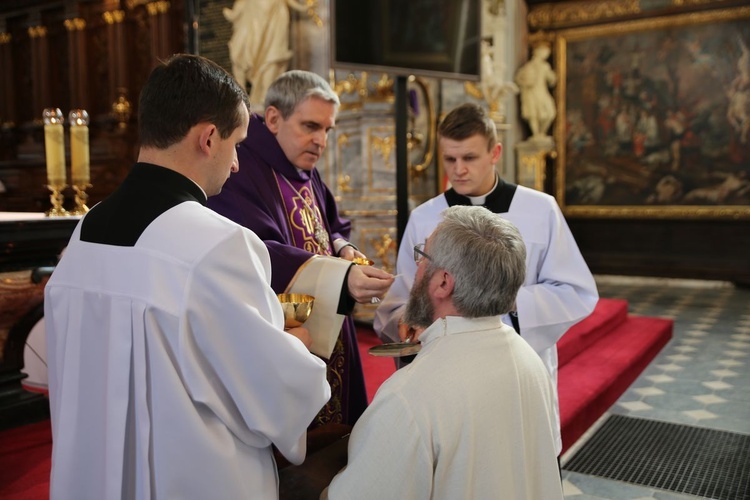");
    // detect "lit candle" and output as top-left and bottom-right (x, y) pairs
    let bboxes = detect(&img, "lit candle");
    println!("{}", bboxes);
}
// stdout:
(43, 108), (66, 187)
(69, 109), (90, 185)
